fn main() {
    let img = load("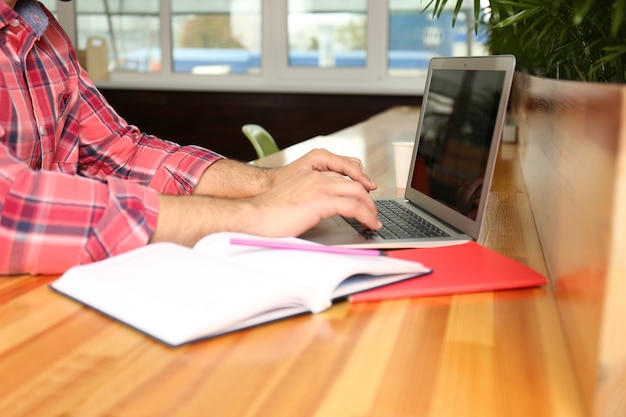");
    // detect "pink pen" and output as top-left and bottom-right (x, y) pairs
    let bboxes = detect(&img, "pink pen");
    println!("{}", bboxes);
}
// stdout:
(230, 238), (383, 257)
